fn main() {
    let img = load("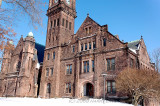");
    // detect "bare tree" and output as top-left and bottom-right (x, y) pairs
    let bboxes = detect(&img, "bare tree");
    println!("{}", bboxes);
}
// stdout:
(0, 0), (46, 67)
(116, 68), (160, 106)
(152, 48), (160, 72)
